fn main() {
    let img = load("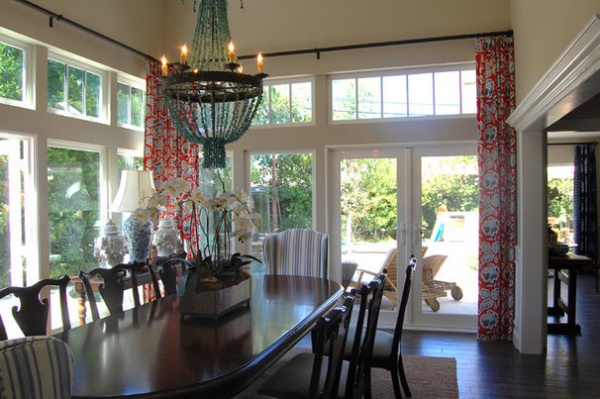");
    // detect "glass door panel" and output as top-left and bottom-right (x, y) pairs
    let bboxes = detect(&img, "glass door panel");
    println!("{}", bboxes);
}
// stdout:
(340, 157), (398, 308)
(411, 147), (478, 330)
